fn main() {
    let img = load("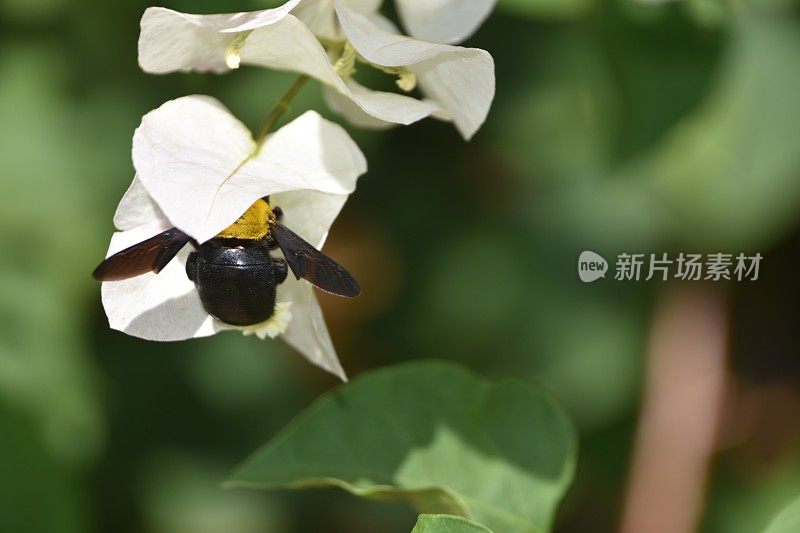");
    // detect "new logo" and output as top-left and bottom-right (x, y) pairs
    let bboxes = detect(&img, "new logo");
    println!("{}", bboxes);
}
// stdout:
(578, 251), (608, 283)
